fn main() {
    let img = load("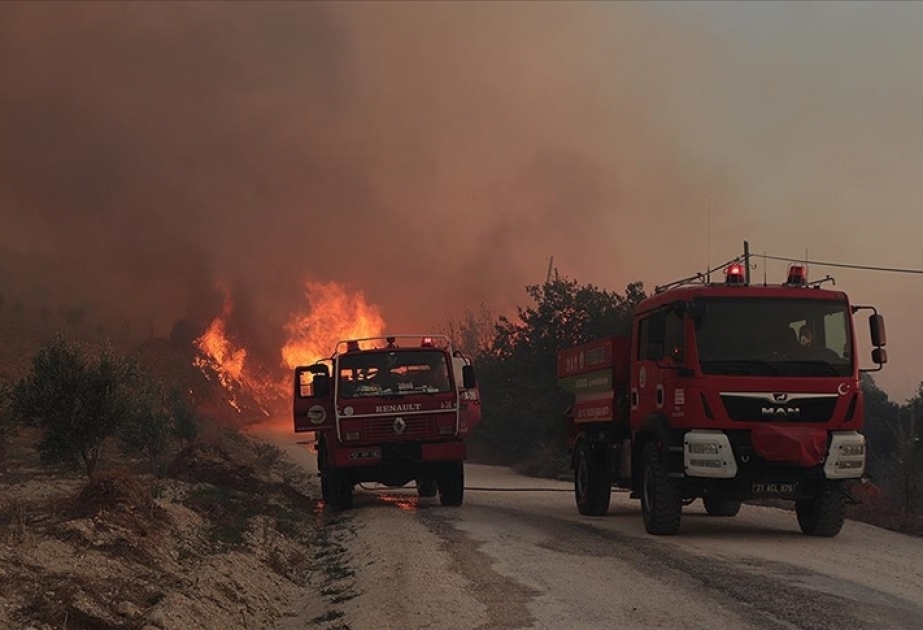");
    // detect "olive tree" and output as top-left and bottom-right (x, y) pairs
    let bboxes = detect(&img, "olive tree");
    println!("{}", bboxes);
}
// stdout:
(10, 336), (137, 477)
